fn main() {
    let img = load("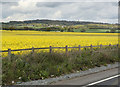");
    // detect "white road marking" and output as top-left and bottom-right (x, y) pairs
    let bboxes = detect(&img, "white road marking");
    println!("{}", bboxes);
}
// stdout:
(85, 74), (120, 87)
